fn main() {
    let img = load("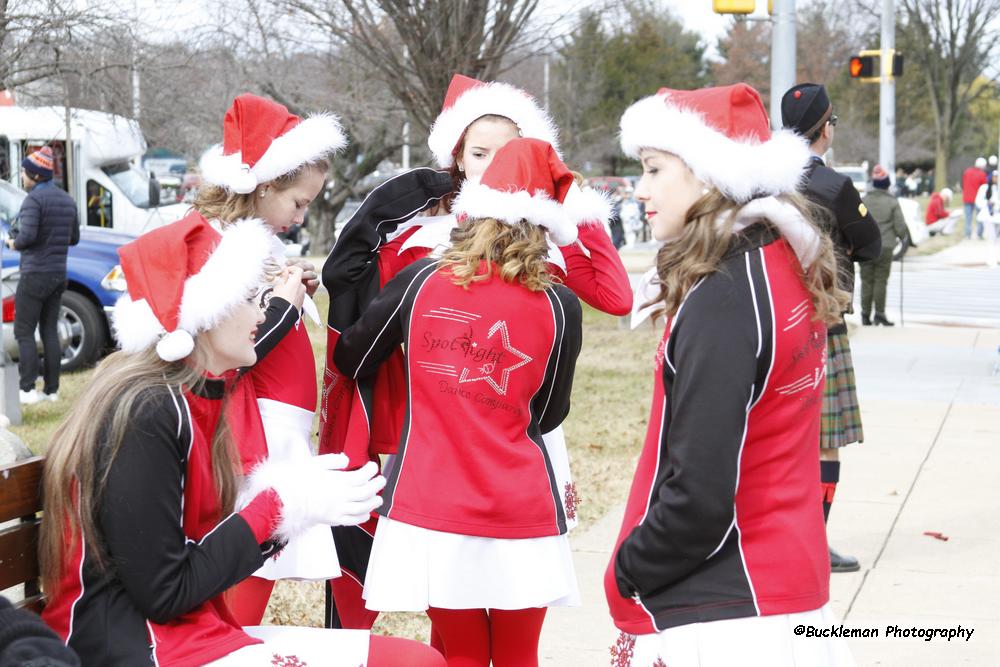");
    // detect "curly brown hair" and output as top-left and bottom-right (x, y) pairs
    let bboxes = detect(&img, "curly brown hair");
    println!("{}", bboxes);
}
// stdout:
(439, 217), (553, 291)
(645, 189), (849, 326)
